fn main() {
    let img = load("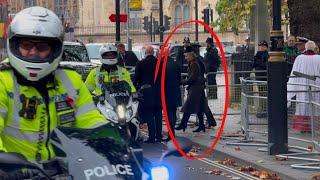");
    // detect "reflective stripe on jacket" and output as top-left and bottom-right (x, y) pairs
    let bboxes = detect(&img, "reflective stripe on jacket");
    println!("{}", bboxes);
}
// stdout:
(0, 67), (107, 161)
